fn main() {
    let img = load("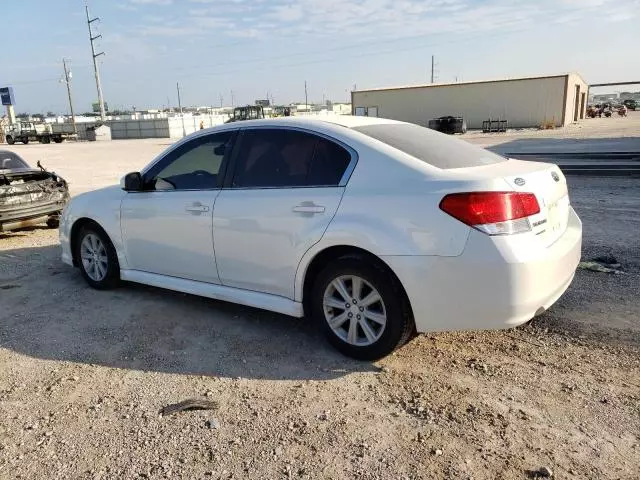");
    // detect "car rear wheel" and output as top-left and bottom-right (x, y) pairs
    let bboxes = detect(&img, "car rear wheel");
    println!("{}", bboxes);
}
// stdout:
(22, 137), (29, 144)
(75, 225), (120, 290)
(311, 256), (414, 360)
